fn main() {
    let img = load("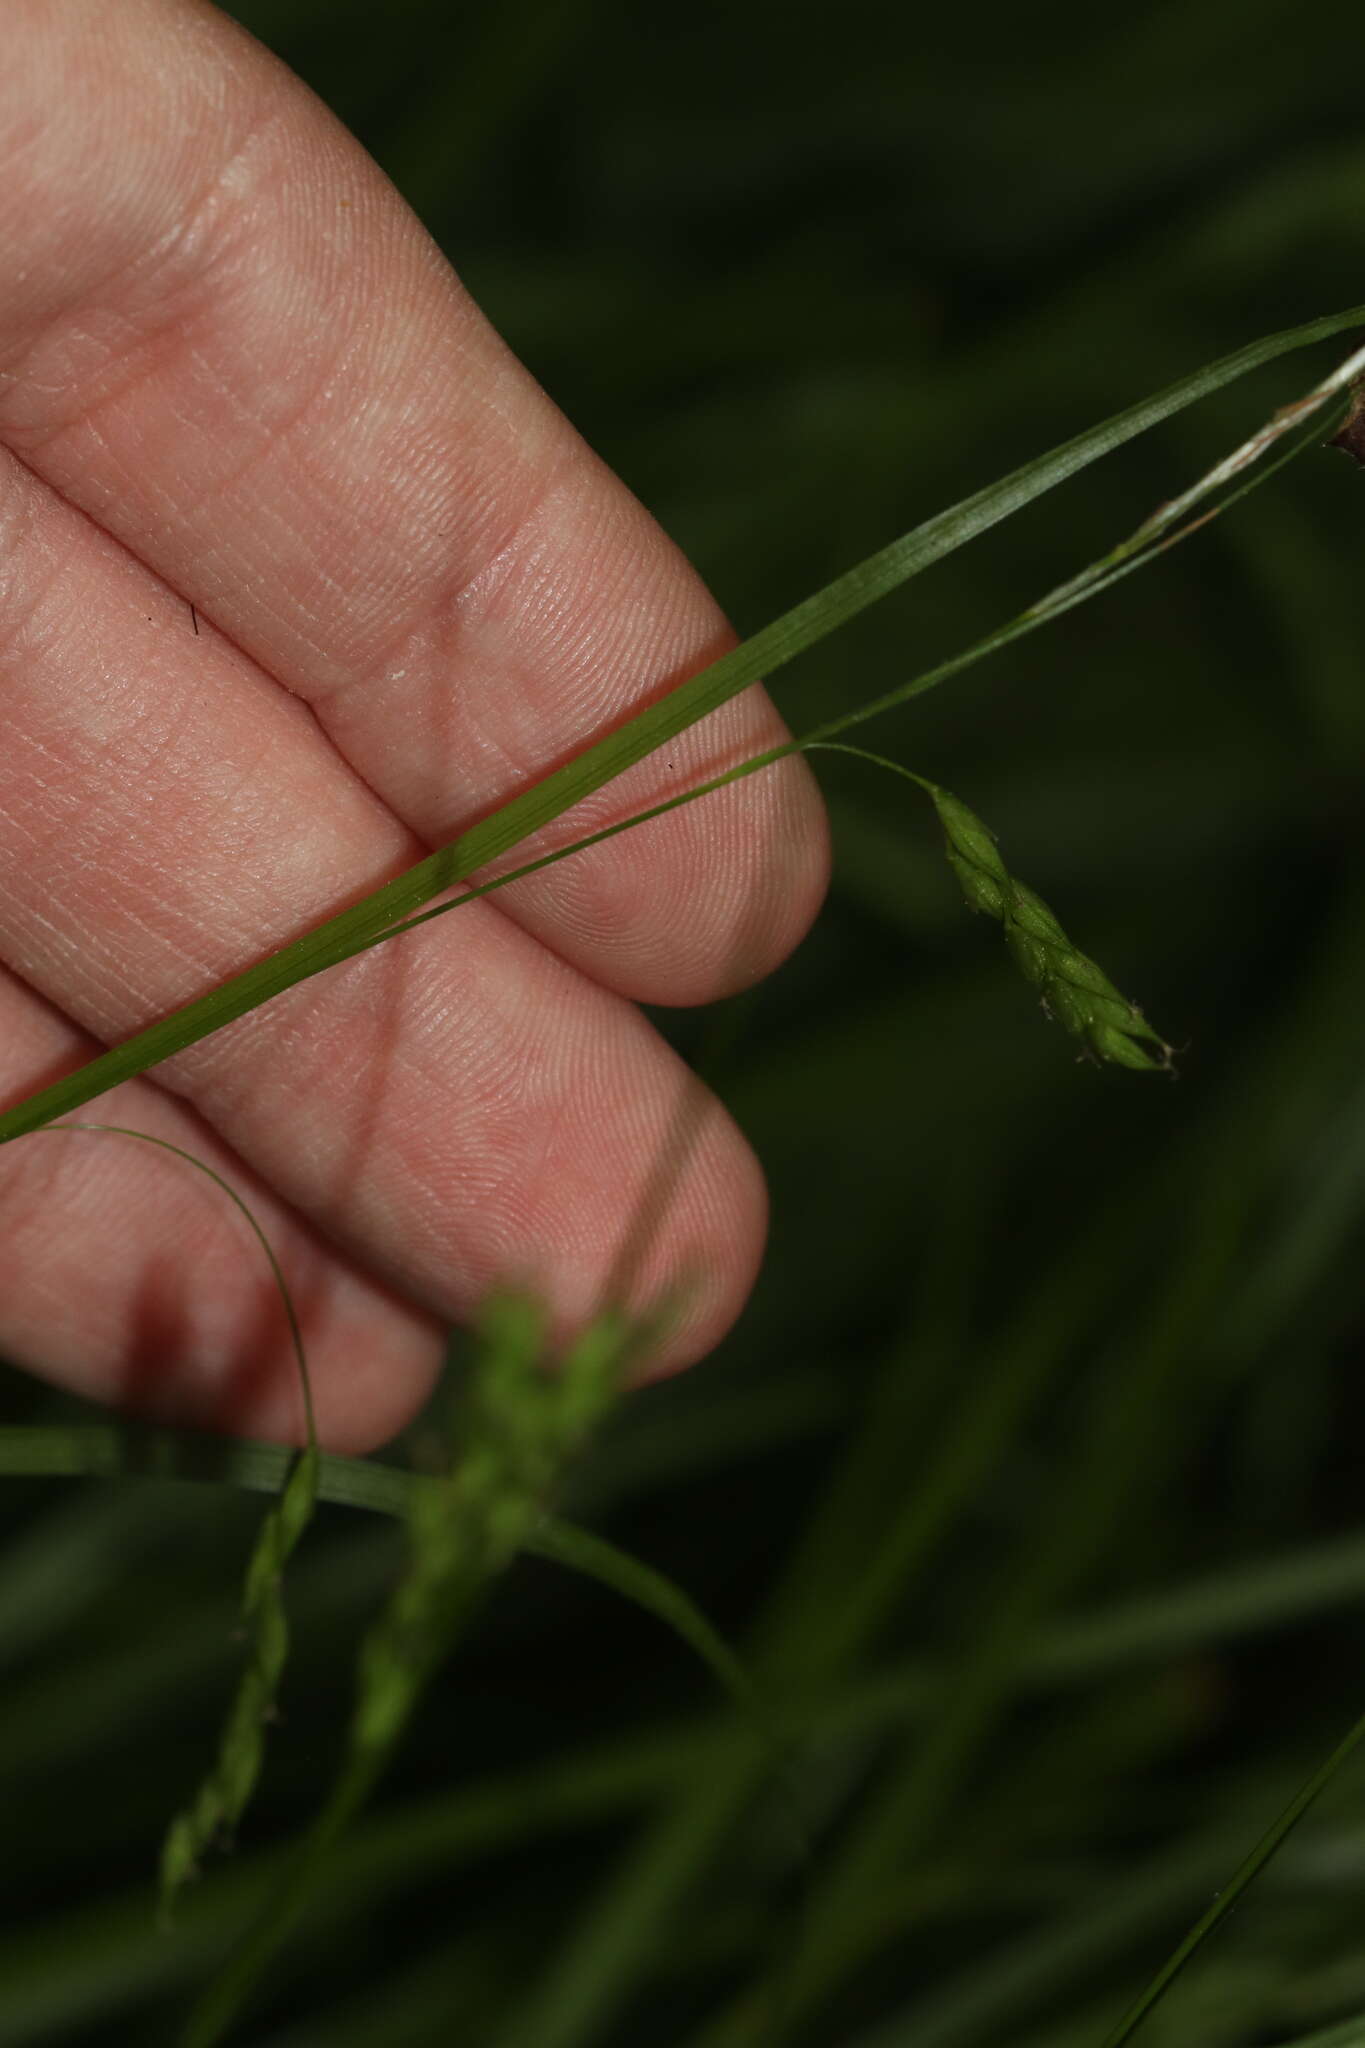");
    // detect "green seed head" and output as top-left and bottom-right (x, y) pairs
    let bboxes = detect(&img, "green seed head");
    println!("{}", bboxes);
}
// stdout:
(927, 778), (1175, 1074)
(945, 848), (1007, 918)
(931, 788), (1010, 888)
